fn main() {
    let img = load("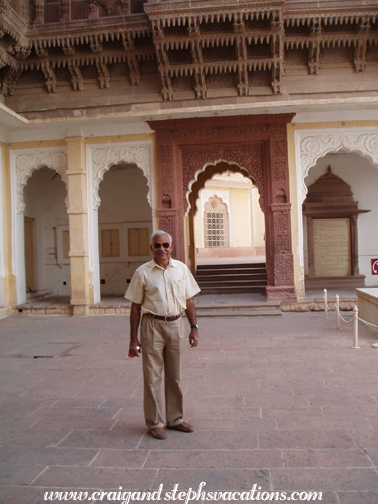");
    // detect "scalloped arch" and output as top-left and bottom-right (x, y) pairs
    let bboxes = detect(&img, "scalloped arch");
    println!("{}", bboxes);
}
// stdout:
(185, 158), (257, 215)
(13, 148), (68, 213)
(297, 128), (378, 203)
(89, 142), (153, 210)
